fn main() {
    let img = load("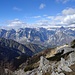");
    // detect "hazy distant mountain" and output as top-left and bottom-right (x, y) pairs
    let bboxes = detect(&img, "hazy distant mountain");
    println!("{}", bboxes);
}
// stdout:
(0, 27), (75, 46)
